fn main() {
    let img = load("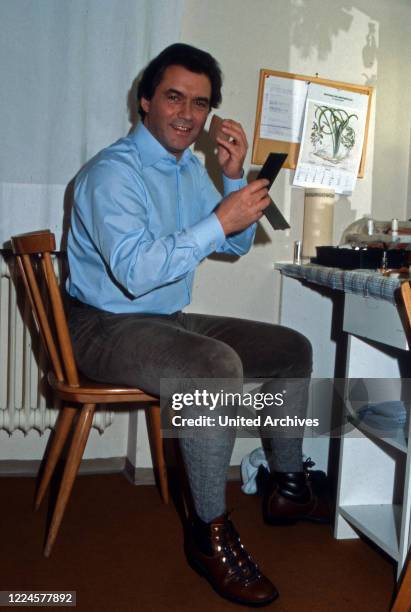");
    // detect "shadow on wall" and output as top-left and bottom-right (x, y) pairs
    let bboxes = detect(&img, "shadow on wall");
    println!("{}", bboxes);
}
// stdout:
(127, 70), (145, 132)
(289, 0), (381, 234)
(290, 1), (373, 60)
(61, 178), (75, 251)
(290, 0), (377, 85)
(290, 0), (354, 60)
